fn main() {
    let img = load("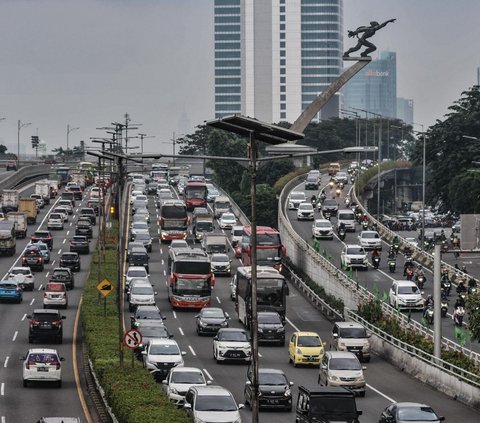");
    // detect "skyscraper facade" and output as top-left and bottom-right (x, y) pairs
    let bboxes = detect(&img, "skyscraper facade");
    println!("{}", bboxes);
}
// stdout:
(344, 51), (397, 119)
(214, 0), (344, 123)
(396, 97), (414, 125)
